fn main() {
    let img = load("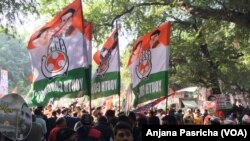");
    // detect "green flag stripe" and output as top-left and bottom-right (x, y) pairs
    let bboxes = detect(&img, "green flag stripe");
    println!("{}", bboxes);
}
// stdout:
(133, 71), (168, 106)
(27, 67), (89, 106)
(92, 71), (120, 99)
